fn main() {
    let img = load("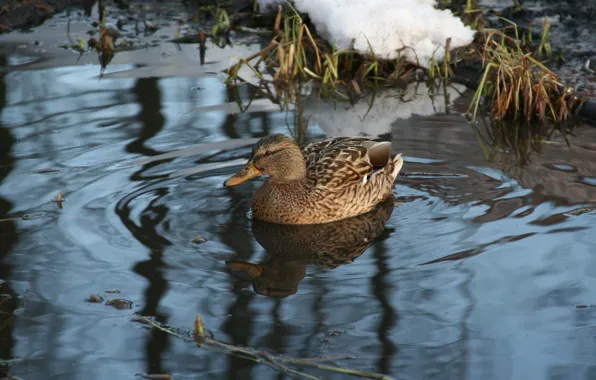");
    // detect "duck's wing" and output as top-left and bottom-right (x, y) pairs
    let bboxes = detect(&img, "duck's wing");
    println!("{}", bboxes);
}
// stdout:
(301, 137), (391, 190)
